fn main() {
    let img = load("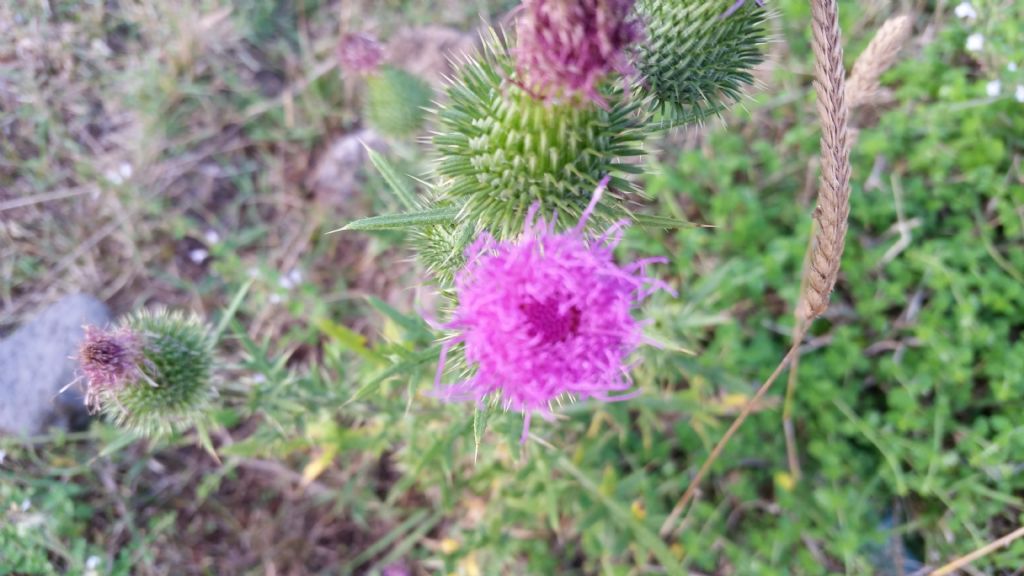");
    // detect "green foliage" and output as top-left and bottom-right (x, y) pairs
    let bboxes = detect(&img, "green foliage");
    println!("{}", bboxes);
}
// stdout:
(638, 2), (1024, 568)
(433, 31), (649, 238)
(635, 0), (768, 124)
(104, 310), (216, 437)
(364, 67), (433, 137)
